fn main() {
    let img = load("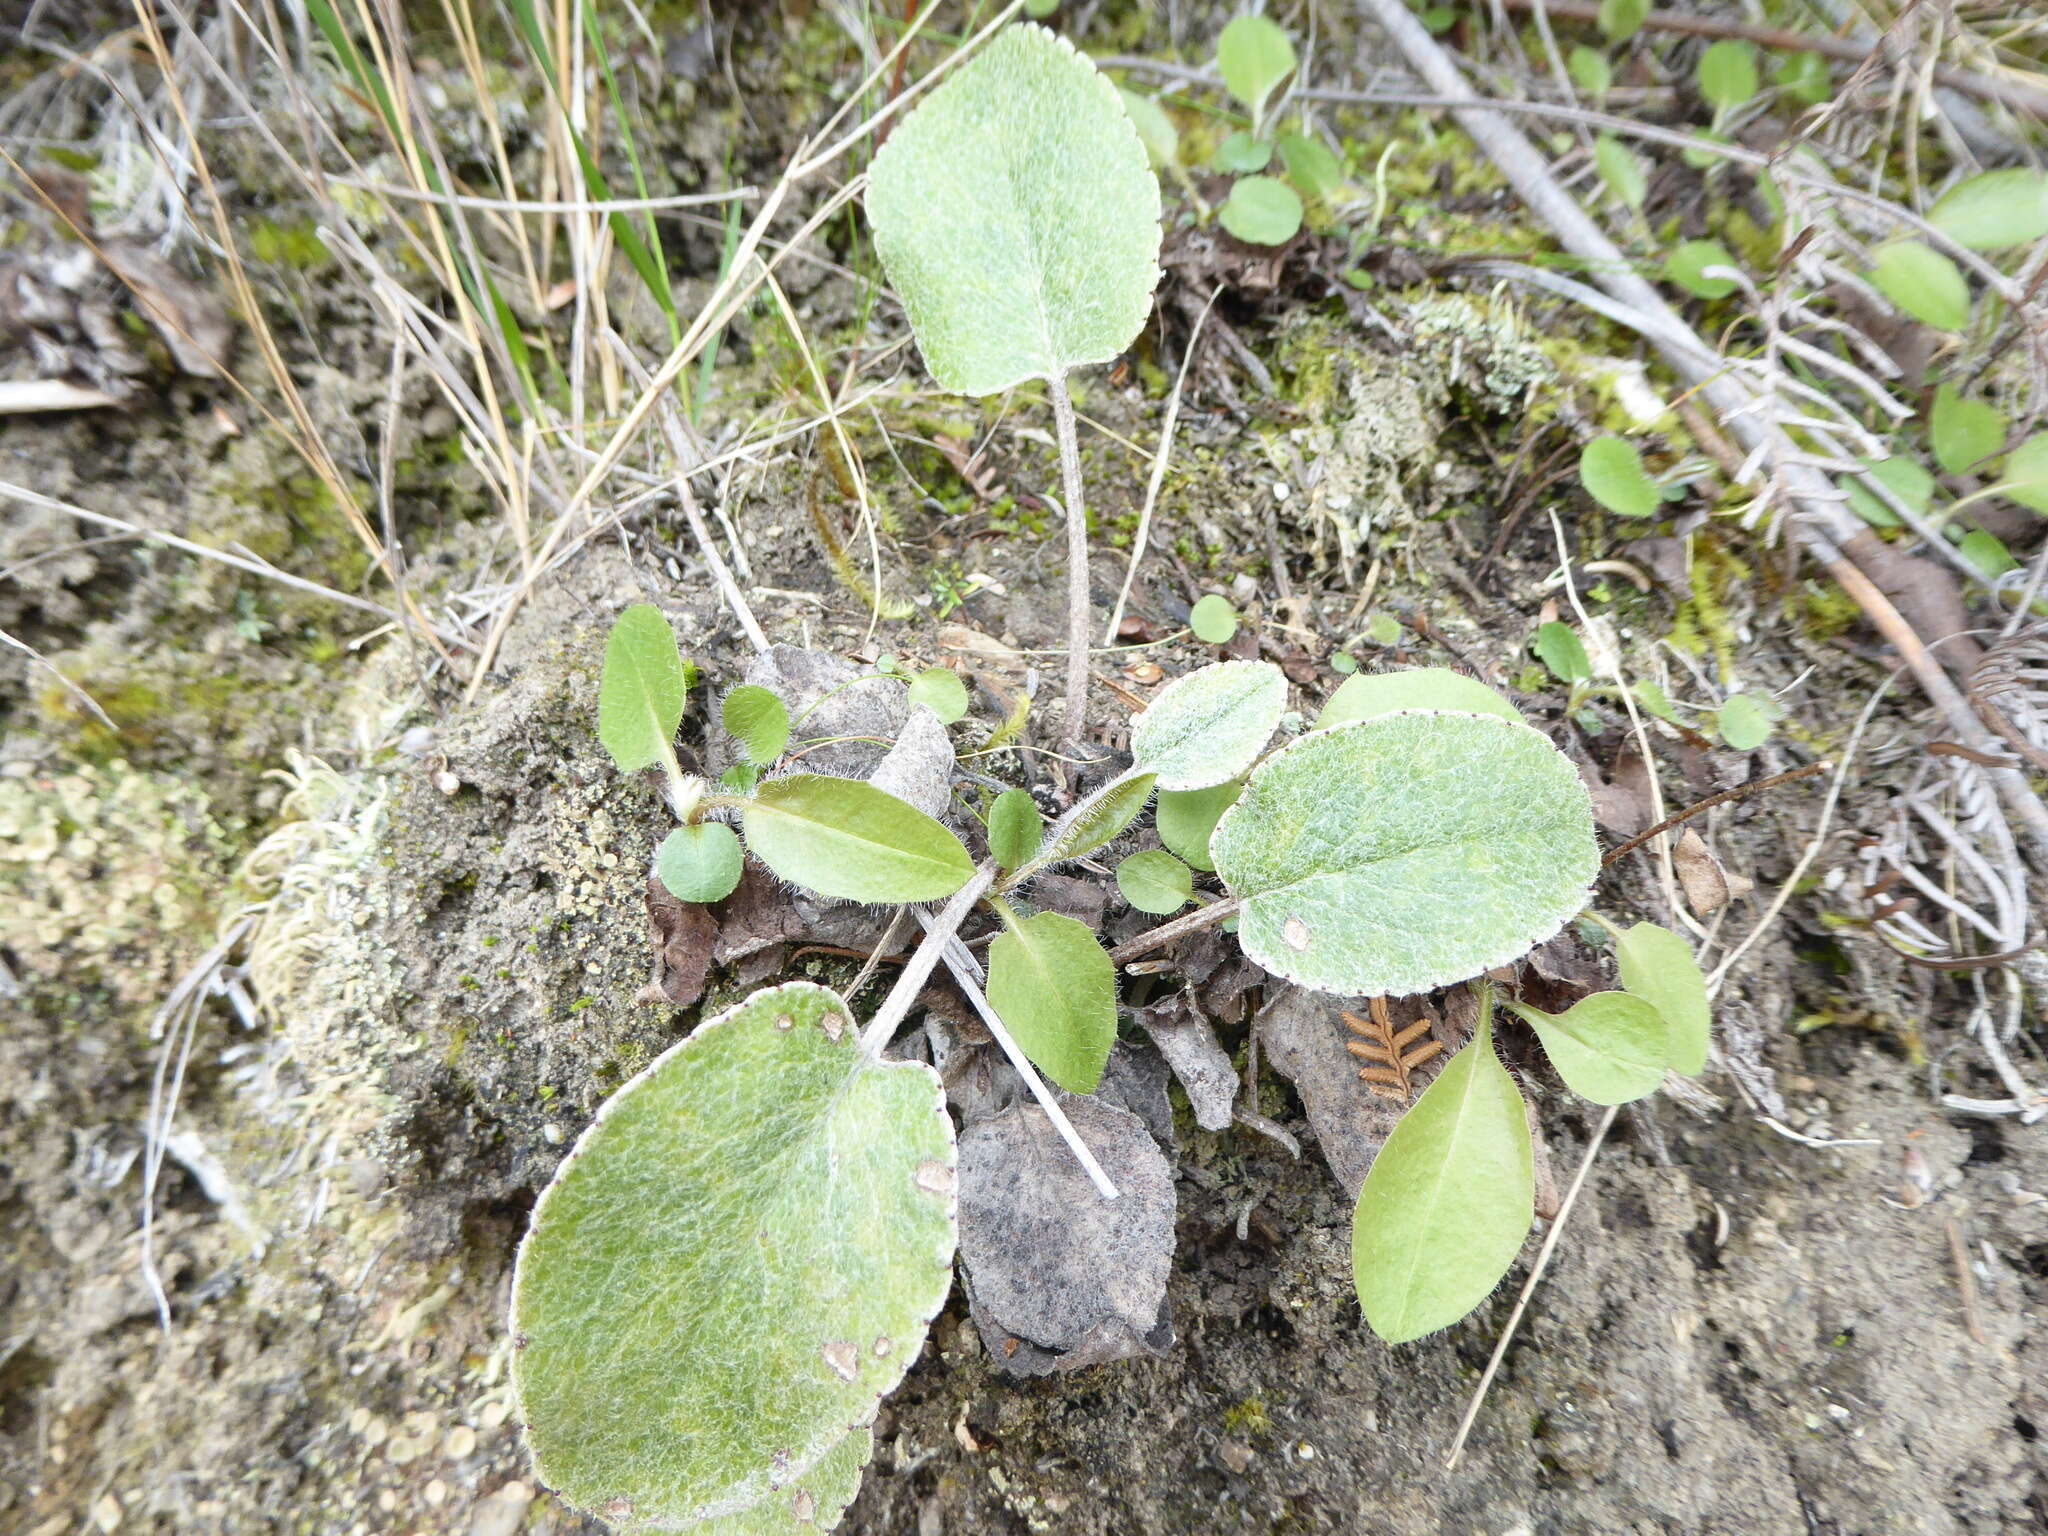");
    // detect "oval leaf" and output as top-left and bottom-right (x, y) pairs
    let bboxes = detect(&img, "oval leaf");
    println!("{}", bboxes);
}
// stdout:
(1928, 168), (2048, 252)
(1116, 848), (1193, 914)
(1189, 592), (1240, 643)
(1277, 131), (1345, 202)
(1211, 714), (1599, 997)
(1319, 667), (1522, 728)
(987, 787), (1044, 871)
(656, 822), (744, 903)
(986, 910), (1118, 1093)
(1579, 435), (1661, 518)
(743, 775), (973, 902)
(511, 982), (955, 1526)
(1870, 241), (1970, 332)
(1663, 239), (1739, 300)
(1717, 694), (1772, 751)
(1930, 385), (2007, 478)
(908, 667), (969, 725)
(1129, 660), (1287, 790)
(1507, 992), (1668, 1104)
(2002, 433), (2048, 515)
(1023, 771), (1157, 875)
(1613, 921), (1711, 1075)
(1597, 0), (1648, 42)
(723, 684), (790, 766)
(1118, 88), (1179, 170)
(599, 604), (688, 773)
(1211, 131), (1273, 173)
(1843, 453), (1935, 528)
(1352, 1011), (1533, 1343)
(1155, 780), (1243, 873)
(864, 24), (1162, 395)
(1216, 14), (1296, 120)
(1535, 621), (1593, 685)
(1594, 134), (1645, 211)
(1219, 174), (1303, 245)
(1697, 40), (1758, 113)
